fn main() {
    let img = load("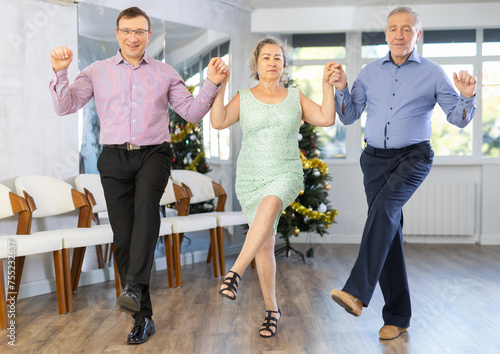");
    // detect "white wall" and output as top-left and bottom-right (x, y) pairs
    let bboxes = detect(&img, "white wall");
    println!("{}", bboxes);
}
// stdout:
(251, 2), (500, 33)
